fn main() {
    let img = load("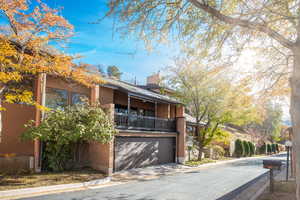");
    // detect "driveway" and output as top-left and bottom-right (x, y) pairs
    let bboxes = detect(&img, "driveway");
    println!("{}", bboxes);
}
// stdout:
(19, 154), (286, 200)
